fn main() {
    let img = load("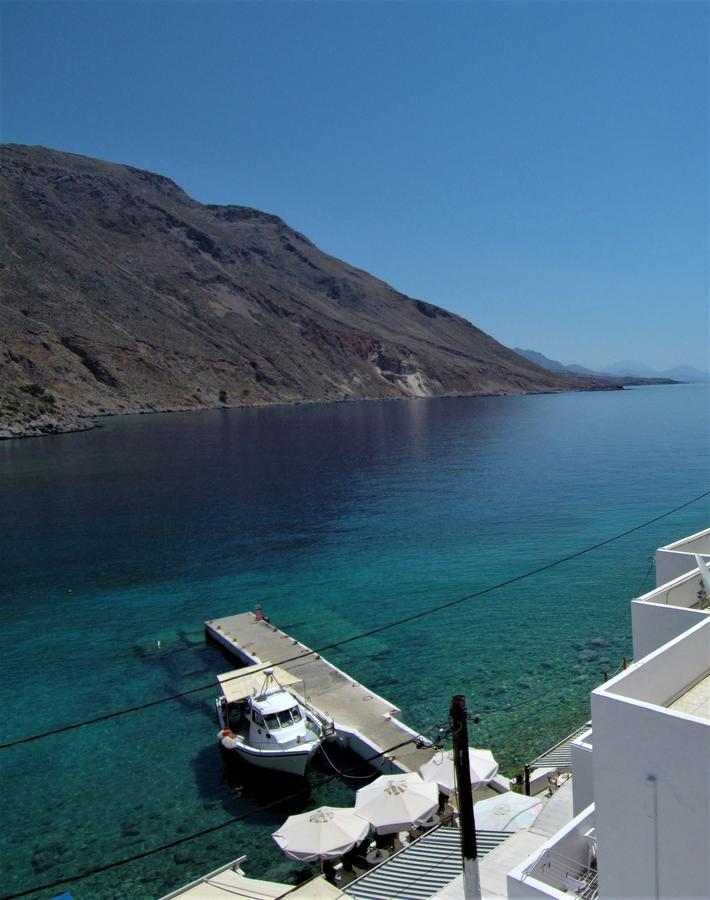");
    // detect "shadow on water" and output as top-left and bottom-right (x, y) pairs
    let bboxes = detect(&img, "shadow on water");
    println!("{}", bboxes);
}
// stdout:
(191, 743), (314, 824)
(190, 731), (379, 835)
(310, 740), (380, 783)
(128, 627), (239, 719)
